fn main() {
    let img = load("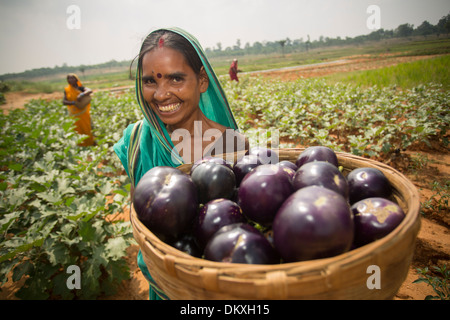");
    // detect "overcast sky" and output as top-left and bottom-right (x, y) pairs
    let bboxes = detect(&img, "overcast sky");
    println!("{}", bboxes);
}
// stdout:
(0, 0), (449, 75)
